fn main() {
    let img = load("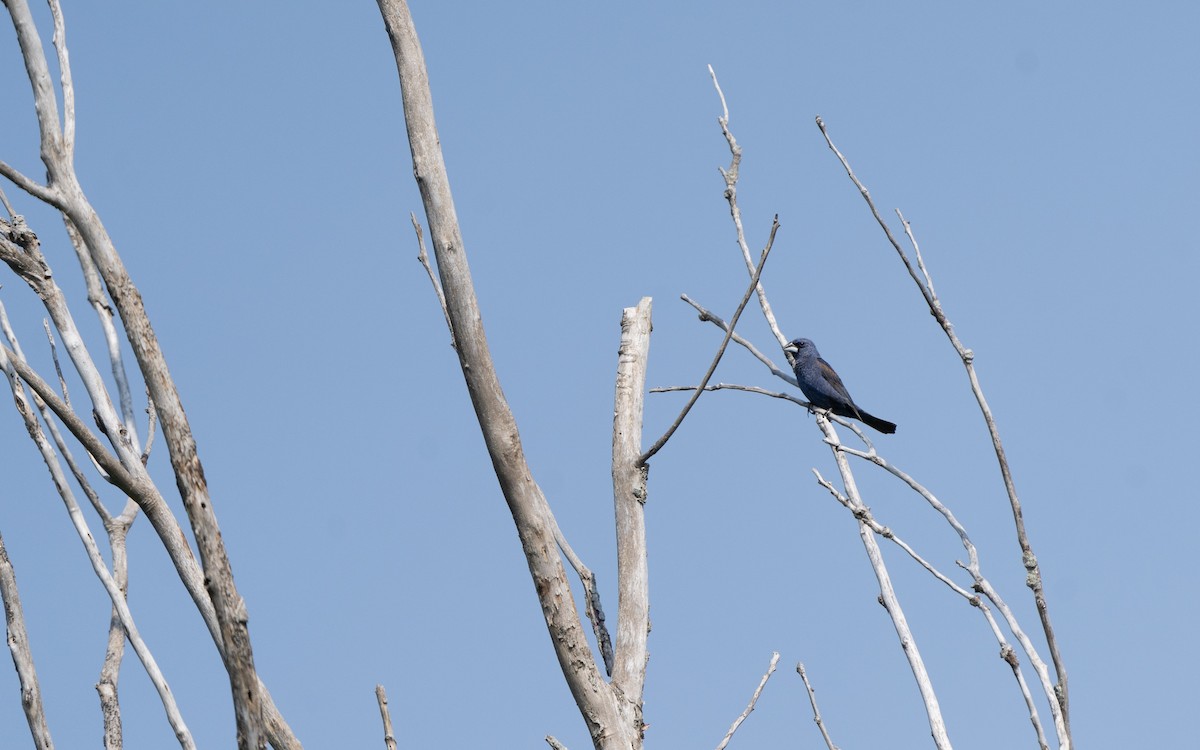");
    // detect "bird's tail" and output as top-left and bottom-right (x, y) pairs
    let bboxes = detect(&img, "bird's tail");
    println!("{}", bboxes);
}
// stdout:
(858, 410), (897, 434)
